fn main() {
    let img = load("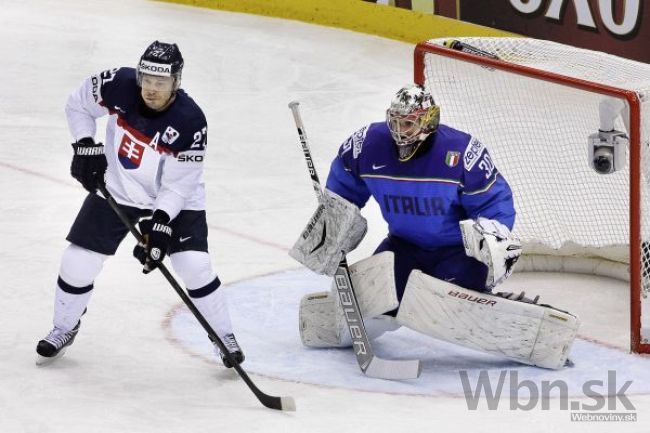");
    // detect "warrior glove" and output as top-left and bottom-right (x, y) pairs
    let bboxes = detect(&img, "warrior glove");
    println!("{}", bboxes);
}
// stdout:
(134, 210), (173, 274)
(70, 137), (107, 192)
